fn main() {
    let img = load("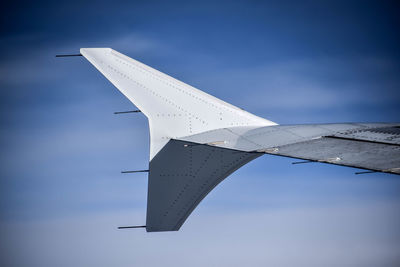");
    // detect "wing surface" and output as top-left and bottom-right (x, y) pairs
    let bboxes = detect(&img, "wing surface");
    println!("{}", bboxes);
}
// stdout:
(147, 139), (260, 232)
(148, 123), (399, 231)
(180, 123), (400, 175)
(80, 48), (274, 159)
